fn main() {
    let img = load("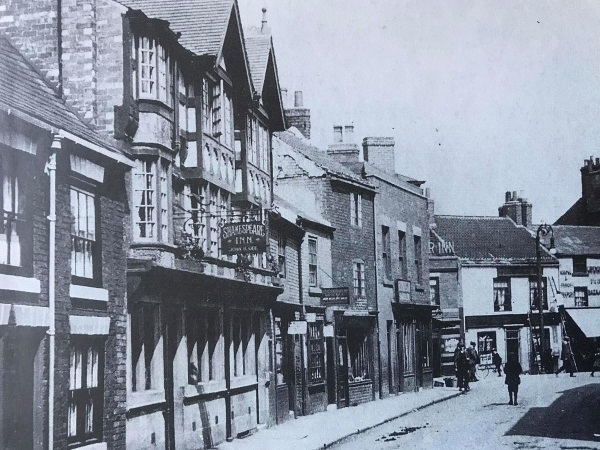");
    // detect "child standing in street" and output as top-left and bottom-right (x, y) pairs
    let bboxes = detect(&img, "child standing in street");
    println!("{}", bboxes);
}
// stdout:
(504, 352), (522, 405)
(492, 349), (503, 376)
